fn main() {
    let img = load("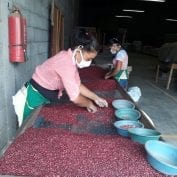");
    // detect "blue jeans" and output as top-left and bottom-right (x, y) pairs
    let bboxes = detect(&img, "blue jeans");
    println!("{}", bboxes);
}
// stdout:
(118, 79), (128, 90)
